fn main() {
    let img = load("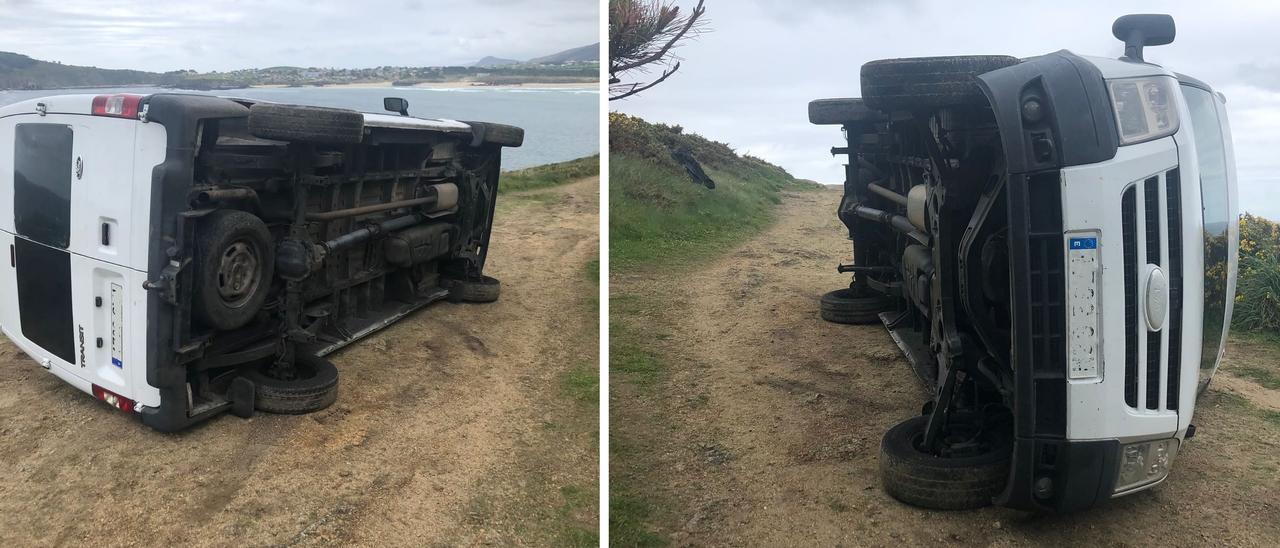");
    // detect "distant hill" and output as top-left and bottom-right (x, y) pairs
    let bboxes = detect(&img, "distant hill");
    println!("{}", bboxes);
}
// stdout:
(528, 43), (599, 65)
(470, 43), (599, 68)
(472, 56), (521, 68)
(0, 51), (176, 90)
